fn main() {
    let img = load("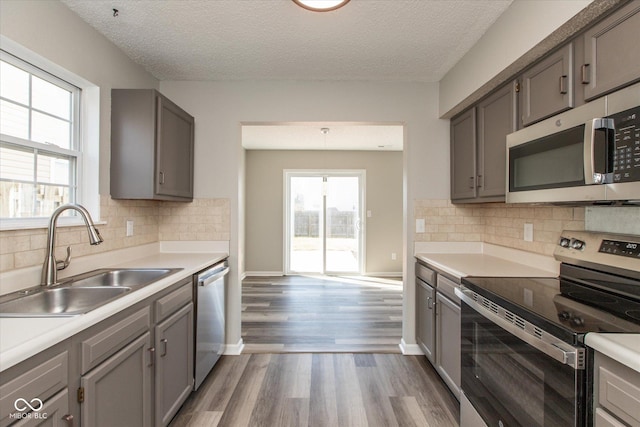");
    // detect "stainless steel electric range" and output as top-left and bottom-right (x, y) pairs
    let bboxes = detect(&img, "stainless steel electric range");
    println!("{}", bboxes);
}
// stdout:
(456, 230), (640, 427)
